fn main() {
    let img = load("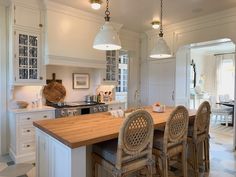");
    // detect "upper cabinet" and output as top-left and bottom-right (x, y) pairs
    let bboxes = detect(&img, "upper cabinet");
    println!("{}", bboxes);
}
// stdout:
(45, 2), (122, 69)
(13, 4), (42, 30)
(9, 0), (45, 86)
(104, 50), (118, 84)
